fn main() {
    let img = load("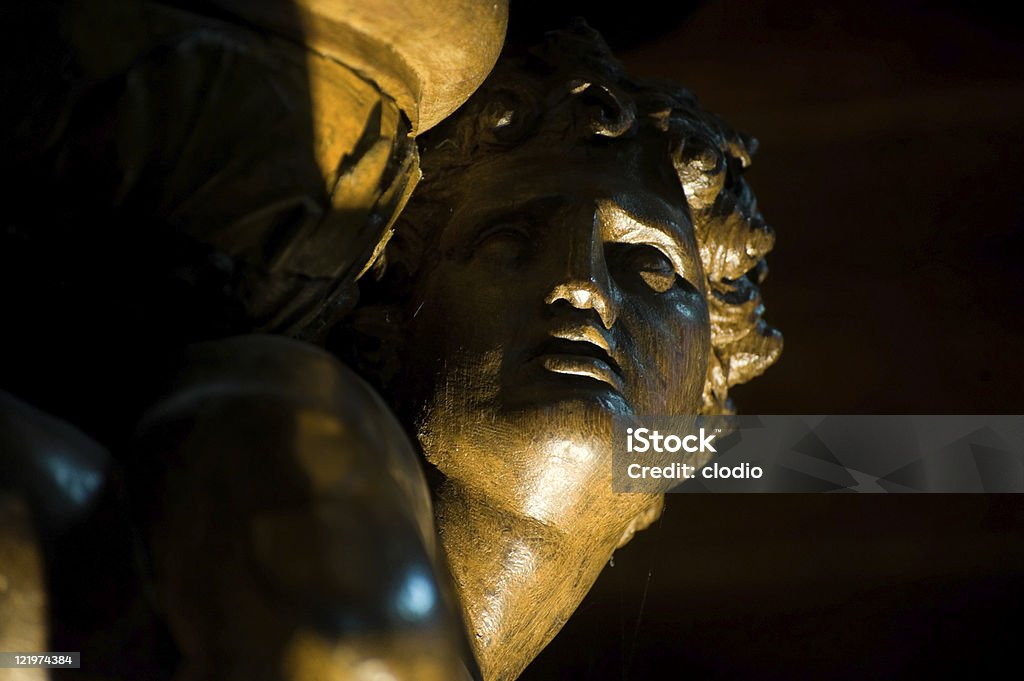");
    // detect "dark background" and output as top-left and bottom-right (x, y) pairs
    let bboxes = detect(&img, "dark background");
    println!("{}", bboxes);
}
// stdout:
(3, 2), (1021, 678)
(508, 1), (1024, 679)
